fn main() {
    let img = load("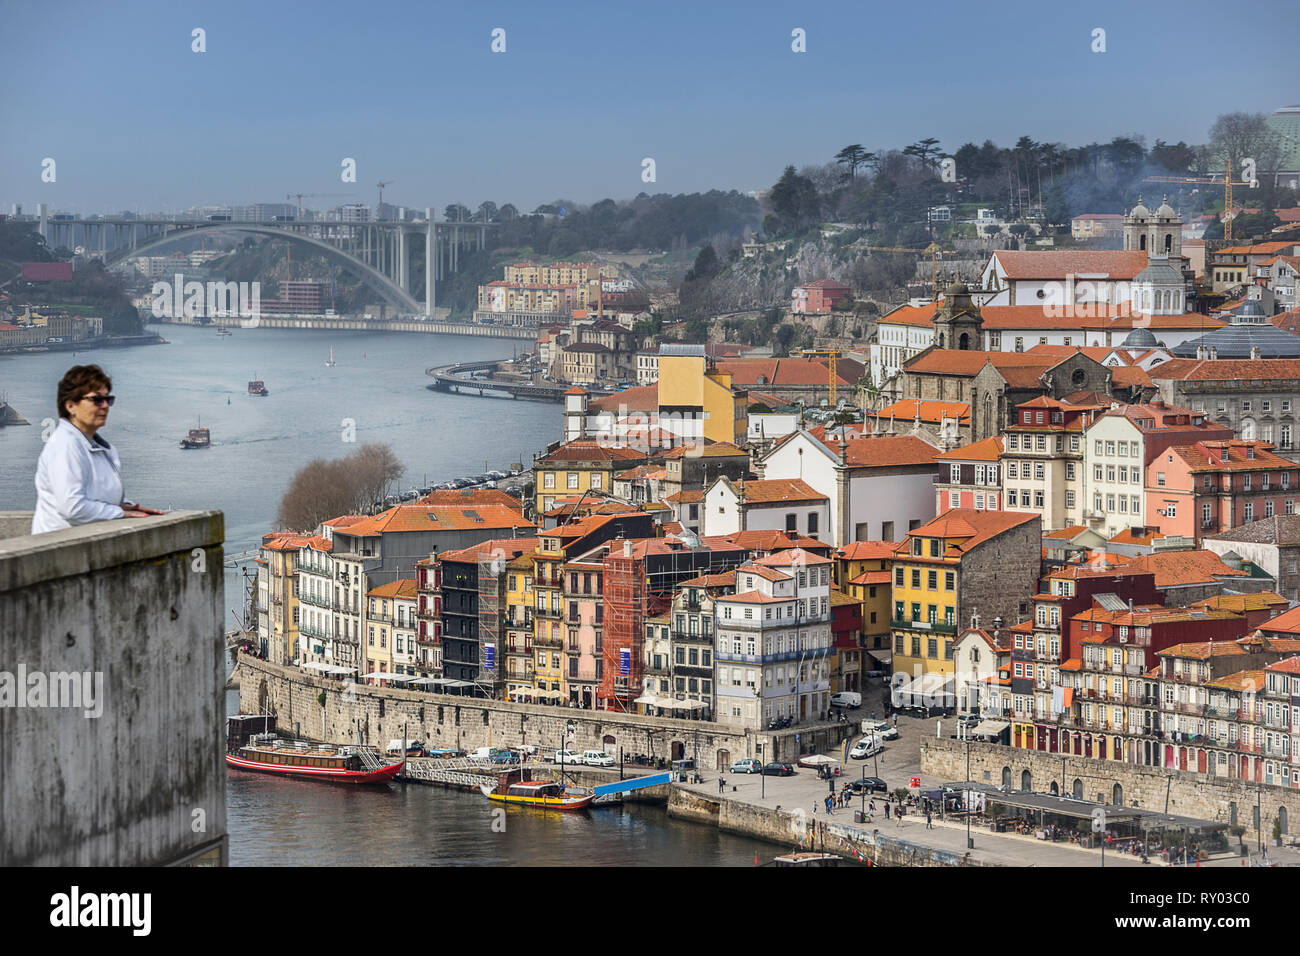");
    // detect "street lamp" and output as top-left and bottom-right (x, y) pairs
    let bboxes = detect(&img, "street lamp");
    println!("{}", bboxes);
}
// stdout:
(757, 743), (765, 800)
